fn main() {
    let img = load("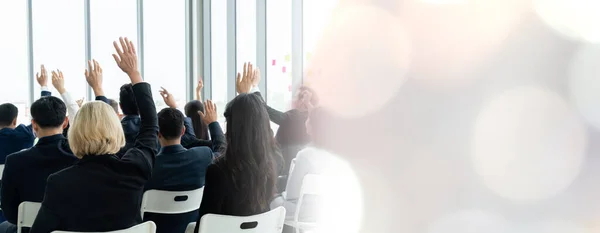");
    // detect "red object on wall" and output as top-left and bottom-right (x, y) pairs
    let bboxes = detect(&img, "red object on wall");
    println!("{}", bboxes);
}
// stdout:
(272, 59), (276, 66)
